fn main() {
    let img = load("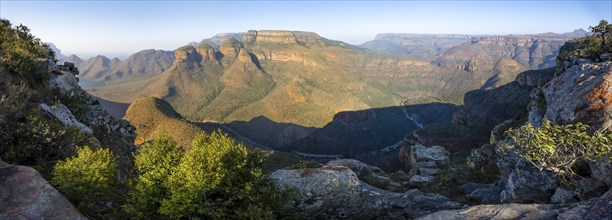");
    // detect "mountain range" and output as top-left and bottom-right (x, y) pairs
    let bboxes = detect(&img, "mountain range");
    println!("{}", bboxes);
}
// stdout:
(49, 29), (586, 155)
